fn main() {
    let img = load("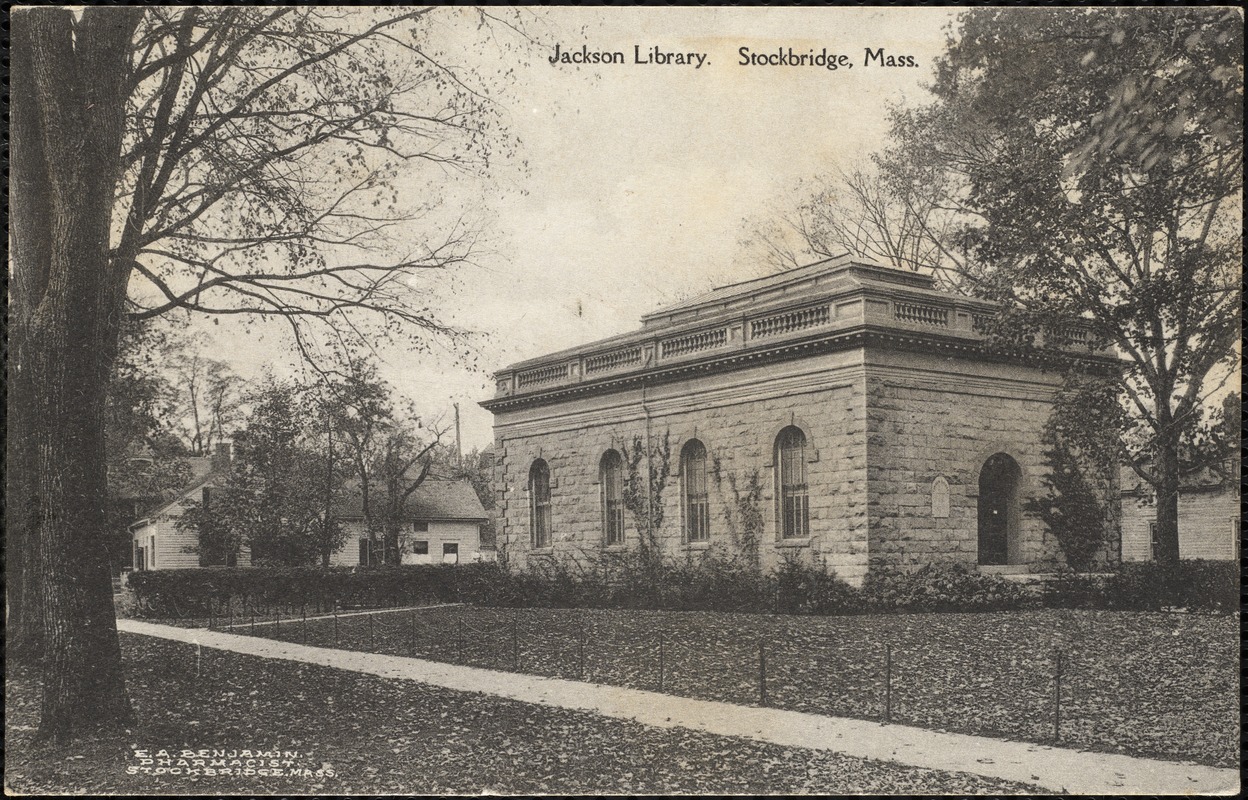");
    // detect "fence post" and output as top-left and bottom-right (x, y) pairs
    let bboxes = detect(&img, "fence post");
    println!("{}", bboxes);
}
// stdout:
(333, 605), (339, 646)
(228, 596), (233, 633)
(577, 619), (586, 681)
(758, 638), (768, 707)
(456, 619), (464, 664)
(275, 604), (281, 634)
(250, 599), (256, 635)
(883, 643), (892, 724)
(369, 610), (375, 651)
(658, 631), (665, 692)
(1054, 649), (1063, 743)
(209, 600), (215, 631)
(512, 613), (520, 671)
(411, 608), (418, 656)
(301, 602), (307, 644)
